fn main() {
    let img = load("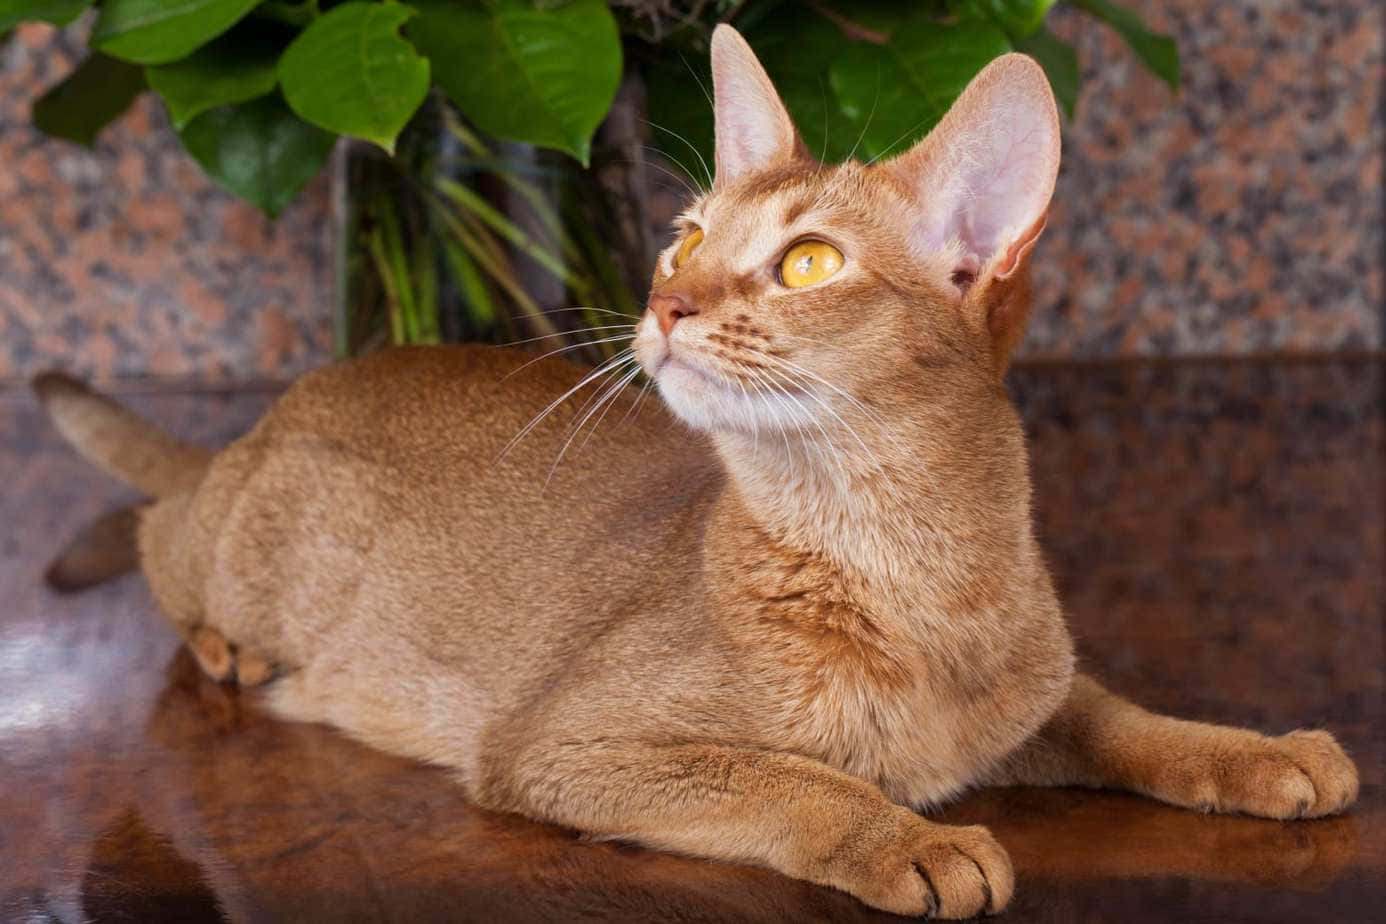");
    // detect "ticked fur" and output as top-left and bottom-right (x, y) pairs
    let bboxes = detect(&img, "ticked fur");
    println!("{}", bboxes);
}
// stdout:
(37, 25), (1357, 920)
